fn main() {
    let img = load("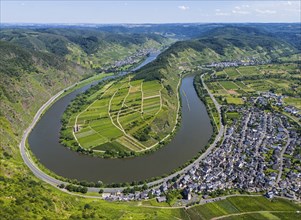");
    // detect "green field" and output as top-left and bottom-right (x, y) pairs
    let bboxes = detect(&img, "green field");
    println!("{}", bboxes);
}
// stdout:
(68, 76), (177, 153)
(219, 81), (240, 90)
(186, 196), (301, 220)
(226, 112), (240, 120)
(234, 81), (251, 91)
(224, 68), (241, 78)
(284, 97), (301, 110)
(226, 97), (244, 105)
(236, 66), (259, 76)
